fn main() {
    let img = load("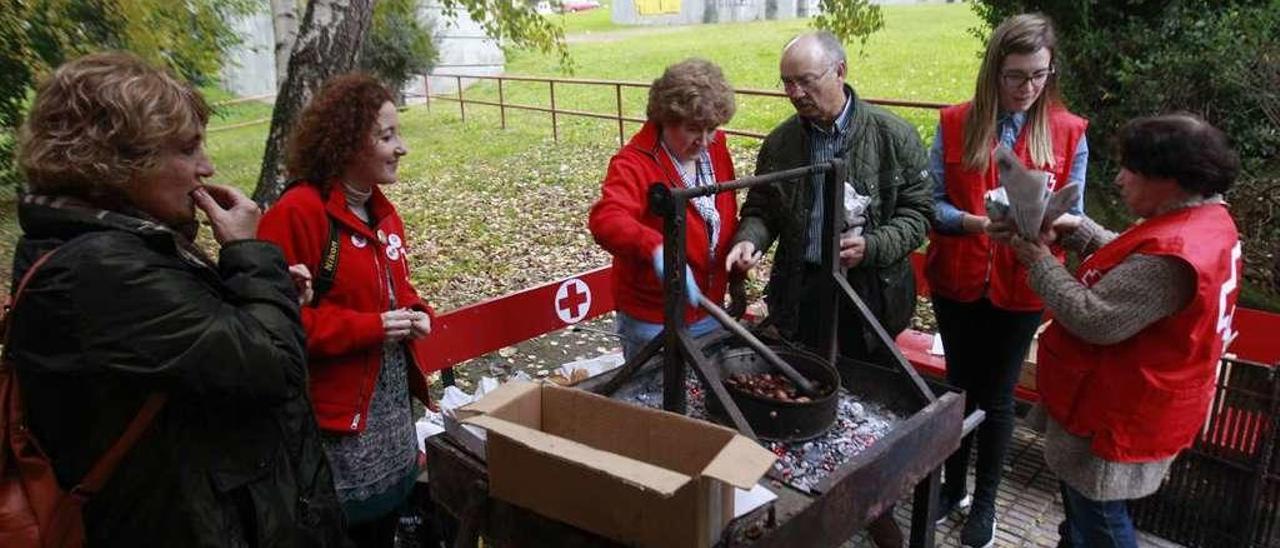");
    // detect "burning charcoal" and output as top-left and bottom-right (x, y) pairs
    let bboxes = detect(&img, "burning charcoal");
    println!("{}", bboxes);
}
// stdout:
(613, 366), (902, 494)
(803, 445), (824, 464)
(848, 402), (865, 420)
